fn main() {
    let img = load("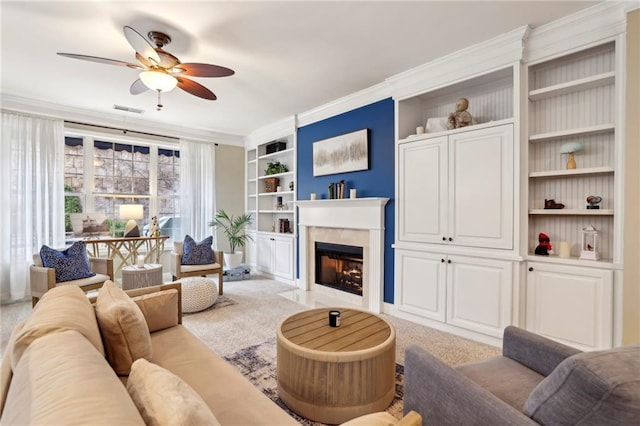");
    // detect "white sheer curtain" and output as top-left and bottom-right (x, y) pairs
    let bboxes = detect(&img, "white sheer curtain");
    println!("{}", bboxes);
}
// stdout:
(1, 112), (65, 303)
(179, 139), (217, 244)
